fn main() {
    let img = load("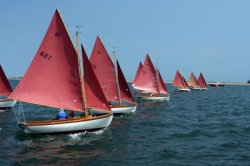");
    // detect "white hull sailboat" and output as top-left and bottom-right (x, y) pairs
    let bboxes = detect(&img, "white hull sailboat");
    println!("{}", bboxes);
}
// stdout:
(19, 114), (113, 134)
(188, 72), (202, 90)
(173, 70), (190, 92)
(133, 54), (170, 102)
(10, 9), (113, 134)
